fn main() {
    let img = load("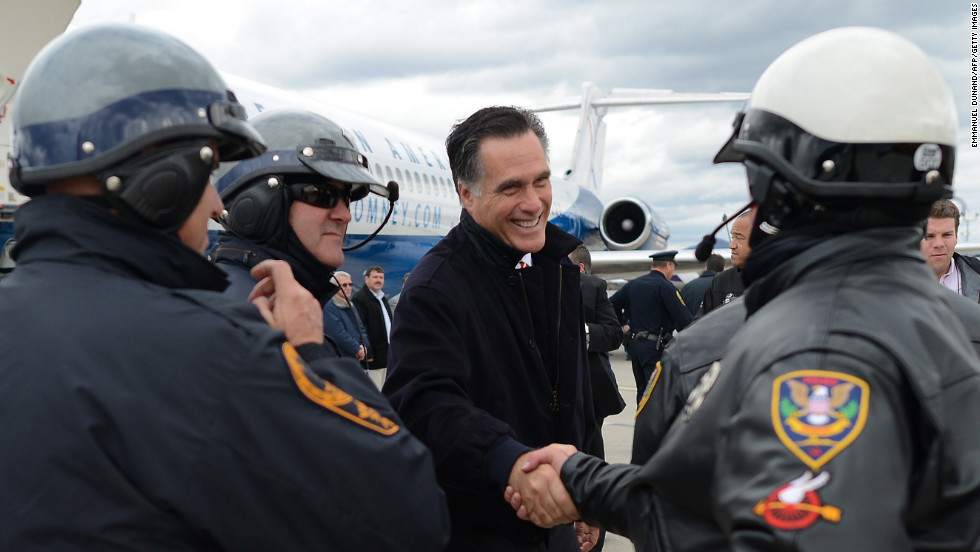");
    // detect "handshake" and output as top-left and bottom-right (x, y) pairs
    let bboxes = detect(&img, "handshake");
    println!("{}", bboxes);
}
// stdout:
(504, 444), (599, 552)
